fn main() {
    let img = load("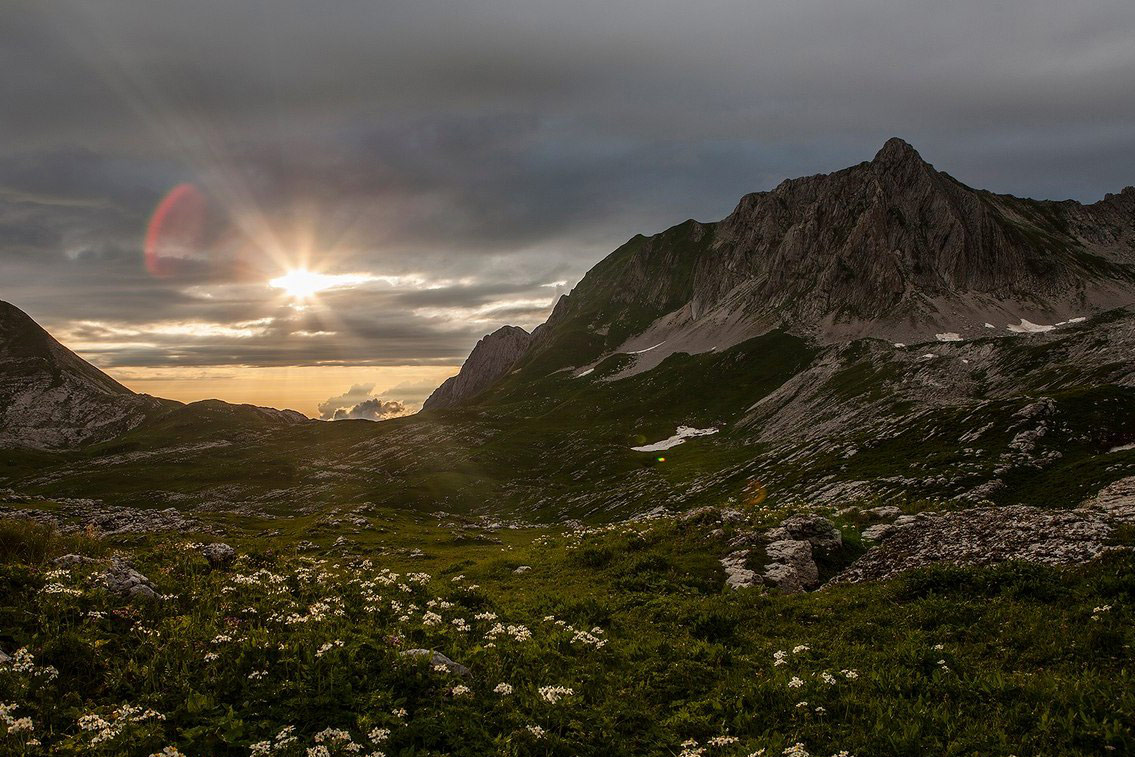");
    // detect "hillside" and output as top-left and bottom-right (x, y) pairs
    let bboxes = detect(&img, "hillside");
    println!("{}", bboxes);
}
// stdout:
(0, 300), (309, 450)
(0, 300), (171, 449)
